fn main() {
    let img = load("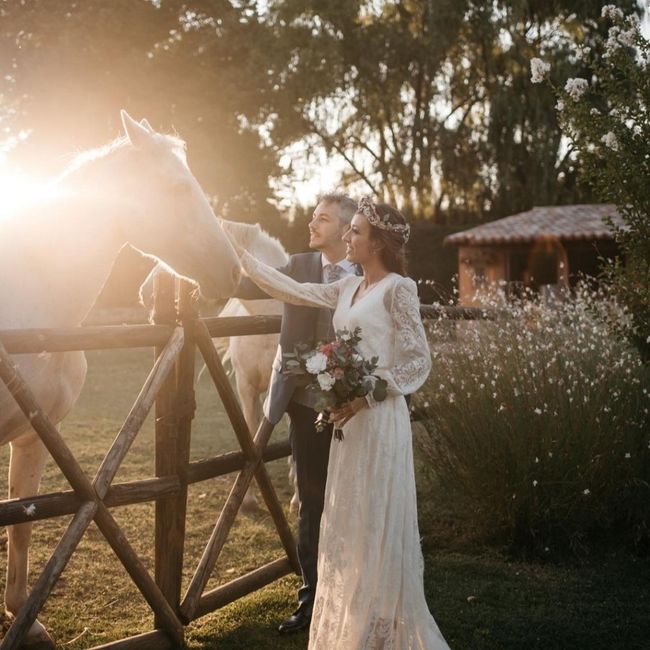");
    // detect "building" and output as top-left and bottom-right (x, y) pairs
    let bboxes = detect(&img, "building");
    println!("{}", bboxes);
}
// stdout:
(444, 204), (625, 305)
